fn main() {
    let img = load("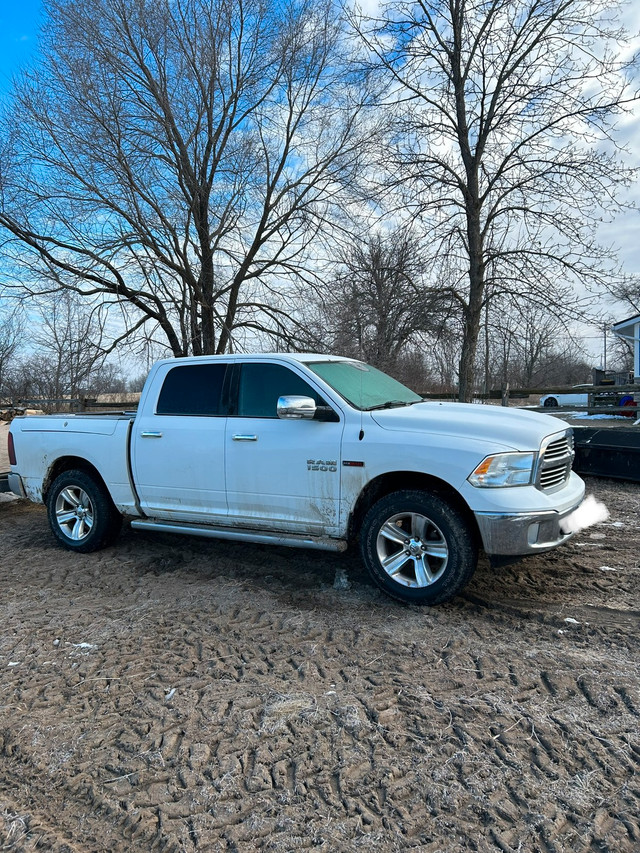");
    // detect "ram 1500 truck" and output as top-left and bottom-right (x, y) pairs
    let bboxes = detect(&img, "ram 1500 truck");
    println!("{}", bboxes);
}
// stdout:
(7, 354), (585, 604)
